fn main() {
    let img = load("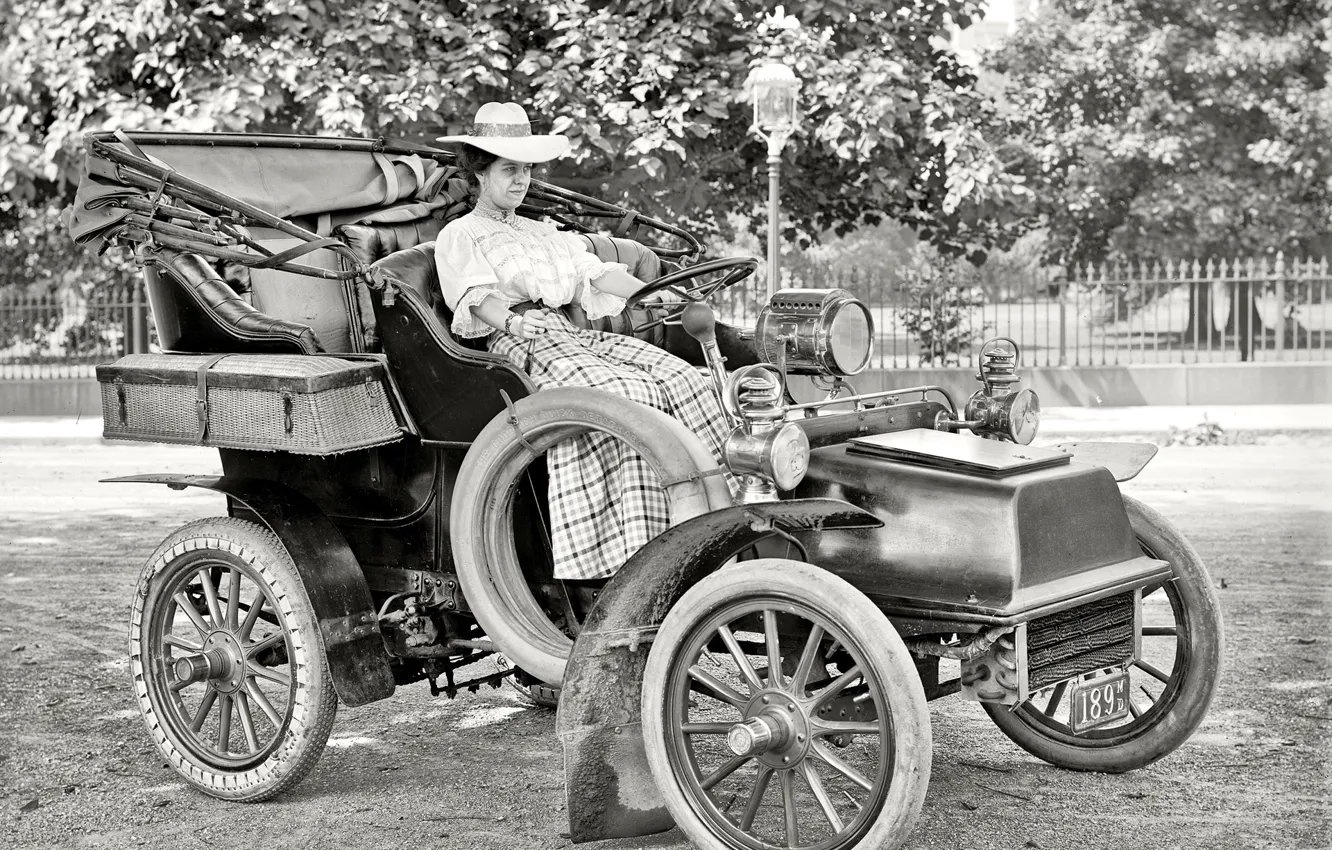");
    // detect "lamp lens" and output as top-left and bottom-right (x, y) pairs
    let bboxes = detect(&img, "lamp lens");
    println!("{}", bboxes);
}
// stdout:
(756, 88), (795, 131)
(1008, 389), (1041, 445)
(827, 302), (872, 375)
(767, 423), (810, 491)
